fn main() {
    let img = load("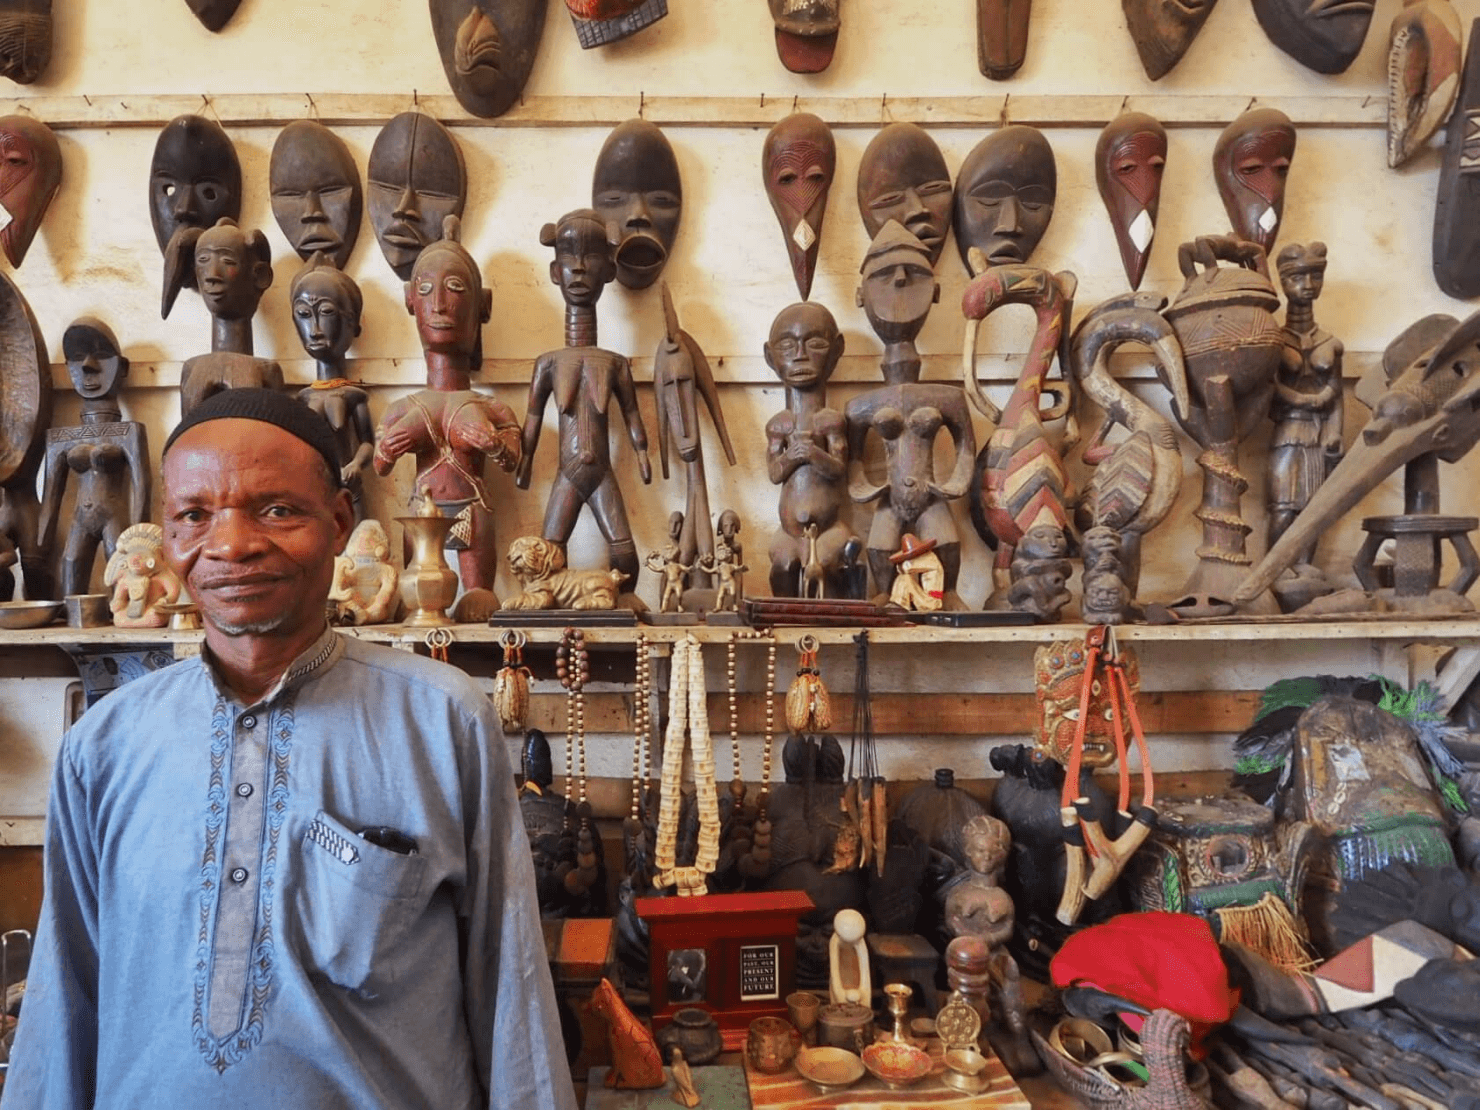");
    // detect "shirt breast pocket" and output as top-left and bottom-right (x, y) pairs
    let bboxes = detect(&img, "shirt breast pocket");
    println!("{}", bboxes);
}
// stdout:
(294, 809), (428, 994)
